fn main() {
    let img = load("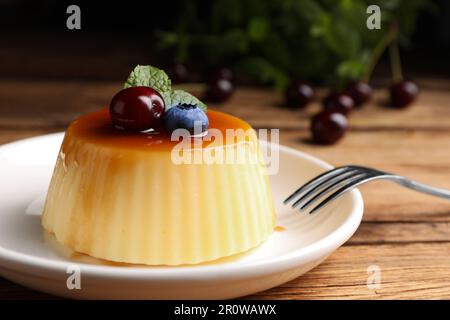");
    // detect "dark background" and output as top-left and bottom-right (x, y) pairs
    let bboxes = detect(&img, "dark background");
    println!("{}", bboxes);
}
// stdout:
(0, 0), (449, 81)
